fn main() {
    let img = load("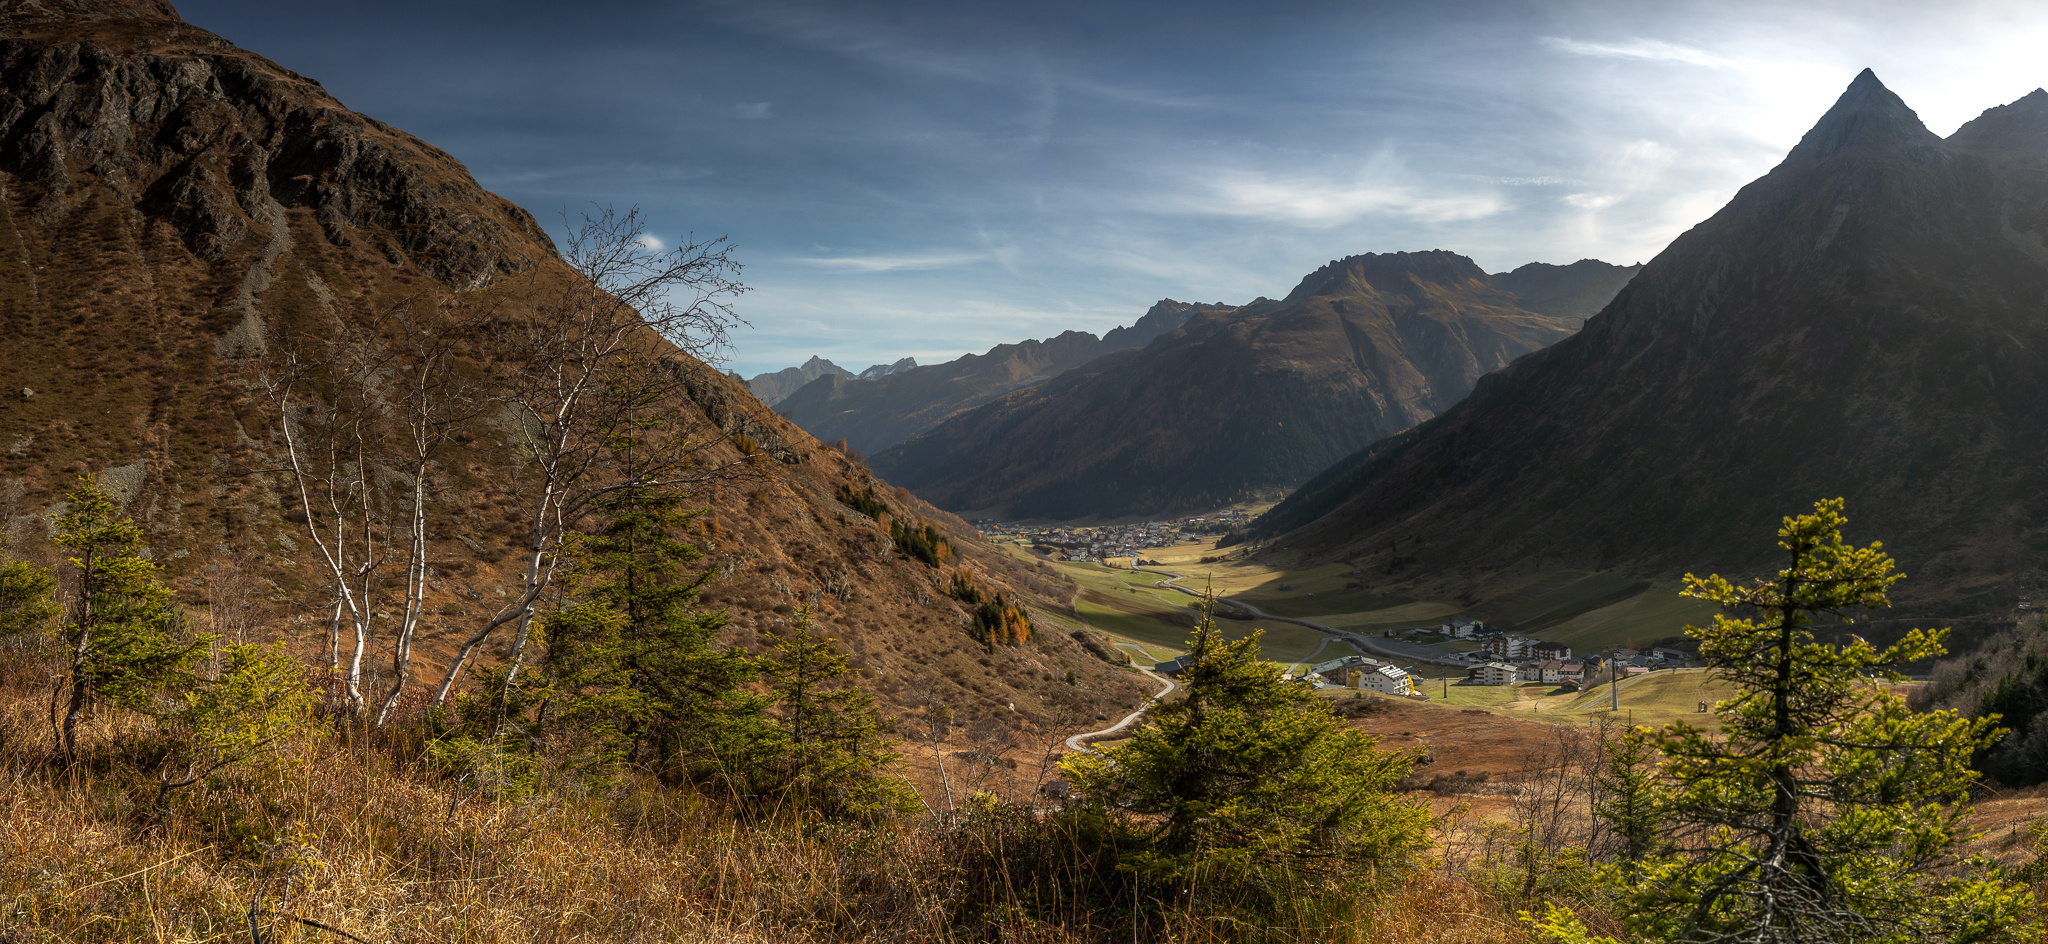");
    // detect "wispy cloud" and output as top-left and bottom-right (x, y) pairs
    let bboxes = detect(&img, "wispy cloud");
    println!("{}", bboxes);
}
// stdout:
(1197, 172), (1505, 227)
(735, 101), (772, 120)
(1542, 37), (1740, 69)
(790, 252), (989, 272)
(634, 233), (666, 251)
